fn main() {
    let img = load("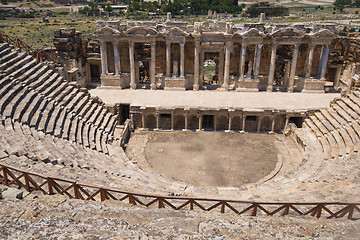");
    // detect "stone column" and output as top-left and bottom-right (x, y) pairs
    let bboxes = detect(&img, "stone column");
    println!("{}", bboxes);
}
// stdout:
(184, 112), (188, 130)
(267, 44), (278, 92)
(155, 113), (159, 130)
(171, 113), (174, 130)
(317, 46), (325, 77)
(241, 115), (246, 132)
(257, 116), (261, 133)
(288, 44), (300, 92)
(223, 42), (231, 91)
(253, 43), (263, 80)
(218, 50), (224, 85)
(100, 40), (108, 76)
(271, 116), (275, 133)
(129, 41), (136, 89)
(150, 41), (156, 90)
(239, 42), (247, 80)
(193, 40), (200, 90)
(113, 41), (121, 76)
(284, 116), (290, 132)
(319, 44), (330, 79)
(198, 114), (202, 131)
(141, 112), (145, 129)
(304, 44), (315, 78)
(180, 42), (185, 77)
(228, 114), (232, 132)
(166, 42), (171, 77)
